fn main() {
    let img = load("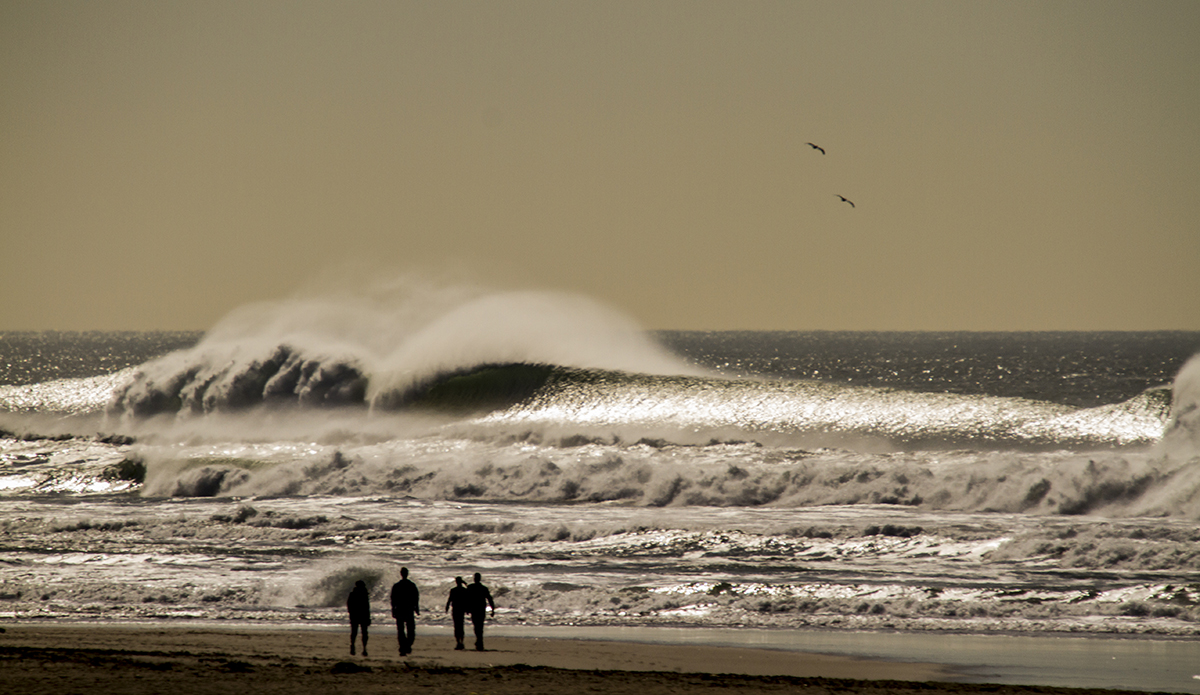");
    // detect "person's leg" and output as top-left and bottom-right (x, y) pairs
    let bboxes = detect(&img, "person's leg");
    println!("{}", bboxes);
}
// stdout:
(404, 614), (416, 653)
(396, 618), (405, 653)
(472, 612), (485, 651)
(350, 623), (359, 654)
(453, 612), (465, 649)
(362, 624), (369, 656)
(398, 614), (411, 654)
